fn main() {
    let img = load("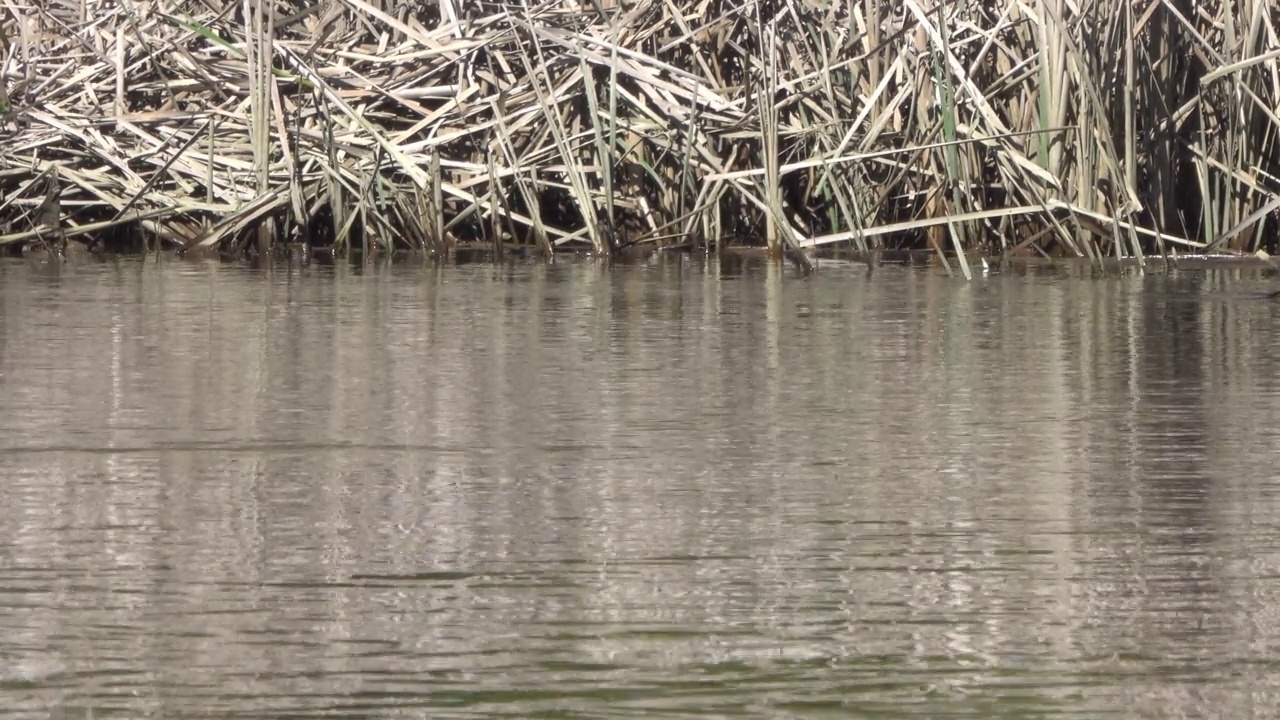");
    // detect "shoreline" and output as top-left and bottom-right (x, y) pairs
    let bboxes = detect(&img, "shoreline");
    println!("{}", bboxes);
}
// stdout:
(6, 240), (1278, 277)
